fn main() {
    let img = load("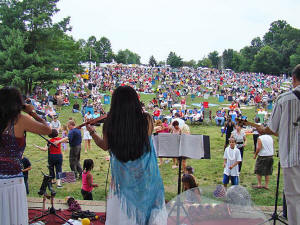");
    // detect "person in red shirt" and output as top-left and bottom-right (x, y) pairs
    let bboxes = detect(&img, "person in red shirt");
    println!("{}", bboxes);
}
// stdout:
(153, 107), (161, 120)
(34, 129), (63, 188)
